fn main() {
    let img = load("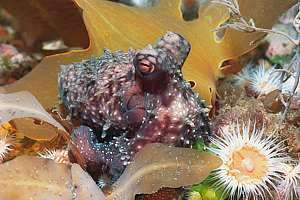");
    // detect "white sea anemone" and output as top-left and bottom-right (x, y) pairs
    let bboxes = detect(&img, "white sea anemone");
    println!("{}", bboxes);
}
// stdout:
(209, 122), (290, 200)
(277, 163), (300, 200)
(234, 62), (283, 96)
(234, 62), (255, 86)
(281, 75), (300, 95)
(0, 131), (15, 162)
(38, 149), (69, 164)
(249, 64), (282, 96)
